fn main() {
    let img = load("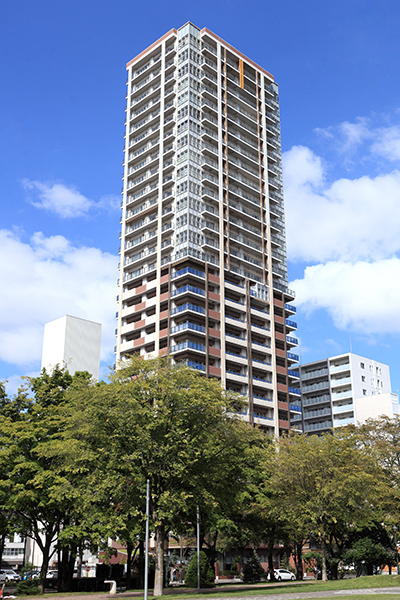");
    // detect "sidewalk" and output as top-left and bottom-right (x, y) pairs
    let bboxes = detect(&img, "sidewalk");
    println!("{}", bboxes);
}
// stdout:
(37, 581), (400, 600)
